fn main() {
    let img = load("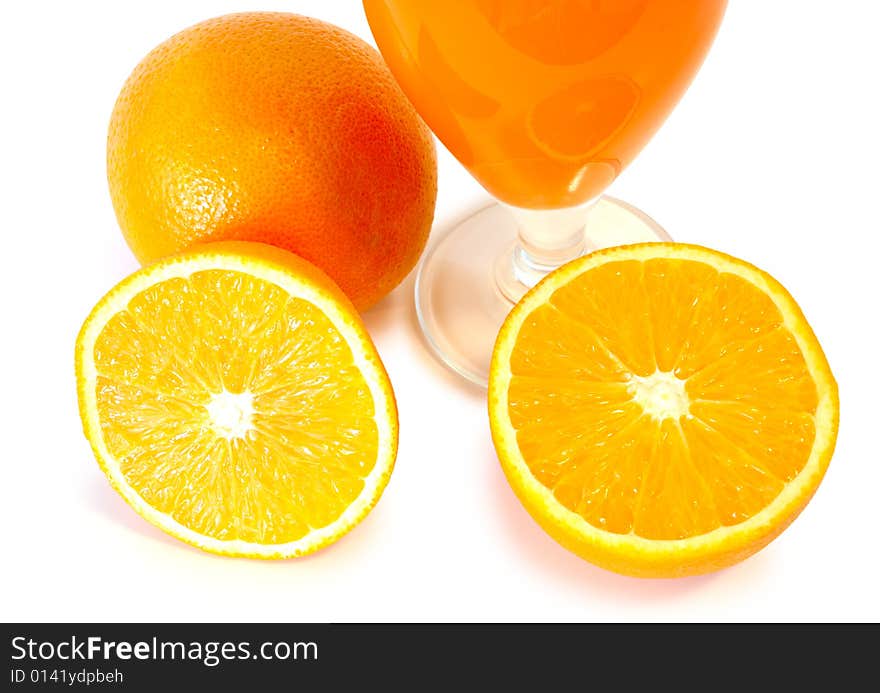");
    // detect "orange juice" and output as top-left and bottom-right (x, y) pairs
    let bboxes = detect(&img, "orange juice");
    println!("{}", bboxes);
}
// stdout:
(364, 0), (727, 209)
